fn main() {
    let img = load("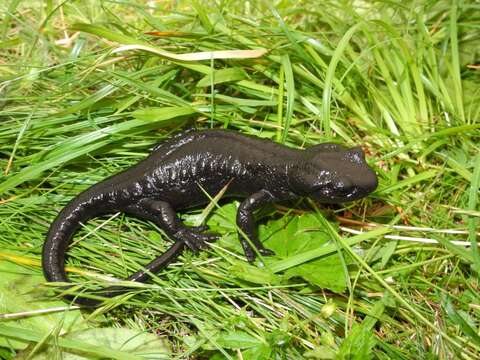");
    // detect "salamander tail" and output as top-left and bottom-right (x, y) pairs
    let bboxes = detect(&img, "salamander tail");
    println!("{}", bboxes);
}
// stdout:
(42, 198), (100, 284)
